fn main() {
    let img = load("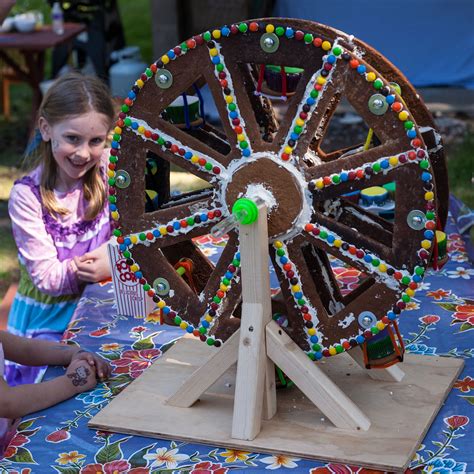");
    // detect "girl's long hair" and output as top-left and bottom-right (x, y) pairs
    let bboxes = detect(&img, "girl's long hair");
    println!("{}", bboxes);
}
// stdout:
(28, 73), (115, 220)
